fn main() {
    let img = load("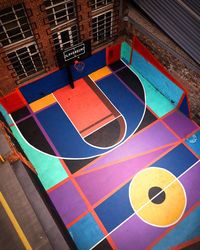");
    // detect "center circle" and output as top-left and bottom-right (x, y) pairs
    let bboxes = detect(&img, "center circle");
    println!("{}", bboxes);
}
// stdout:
(148, 186), (166, 204)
